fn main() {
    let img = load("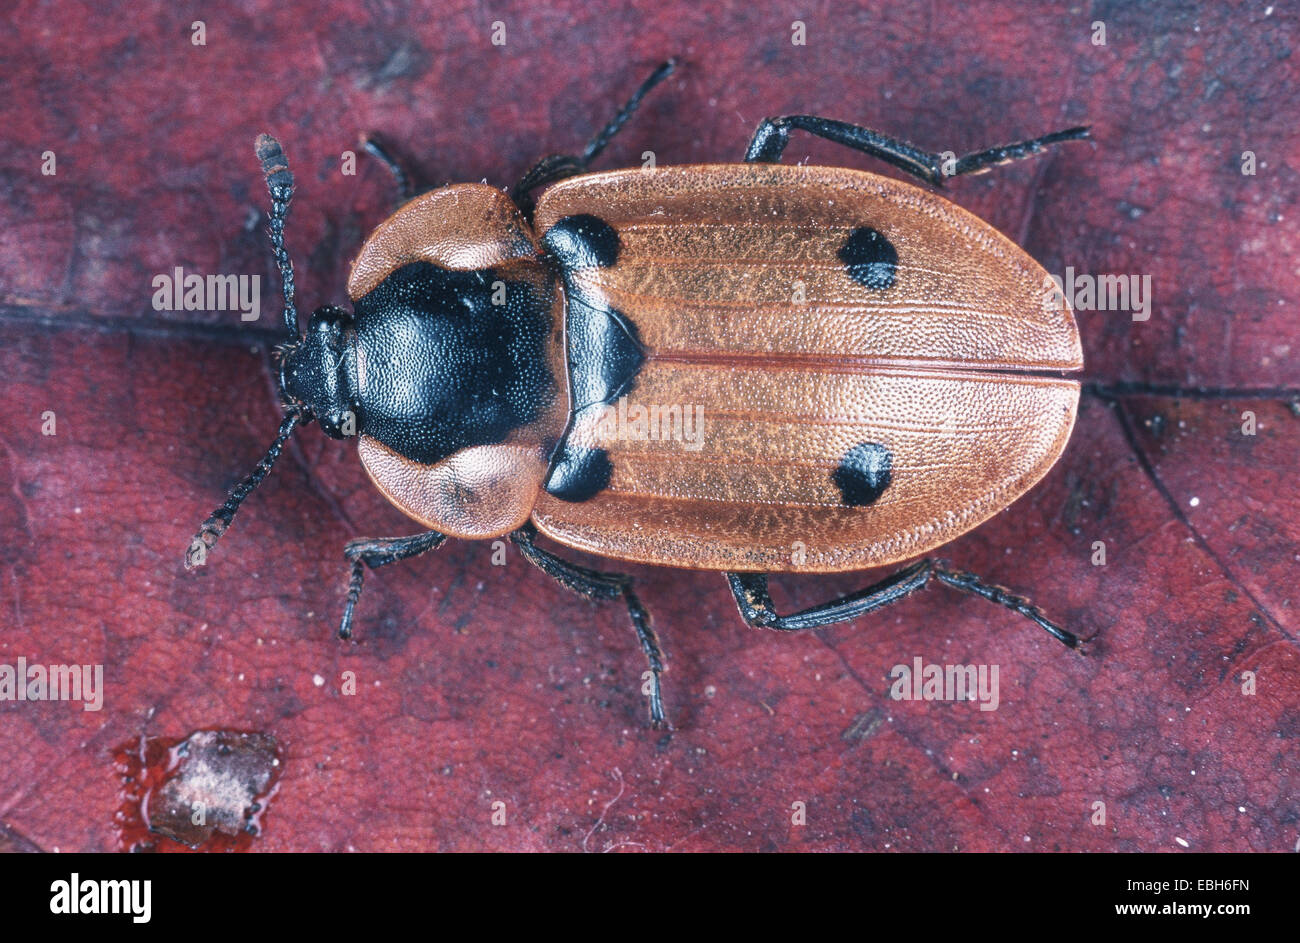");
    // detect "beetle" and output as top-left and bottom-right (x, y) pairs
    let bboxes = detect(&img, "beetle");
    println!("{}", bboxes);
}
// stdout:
(186, 59), (1090, 727)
